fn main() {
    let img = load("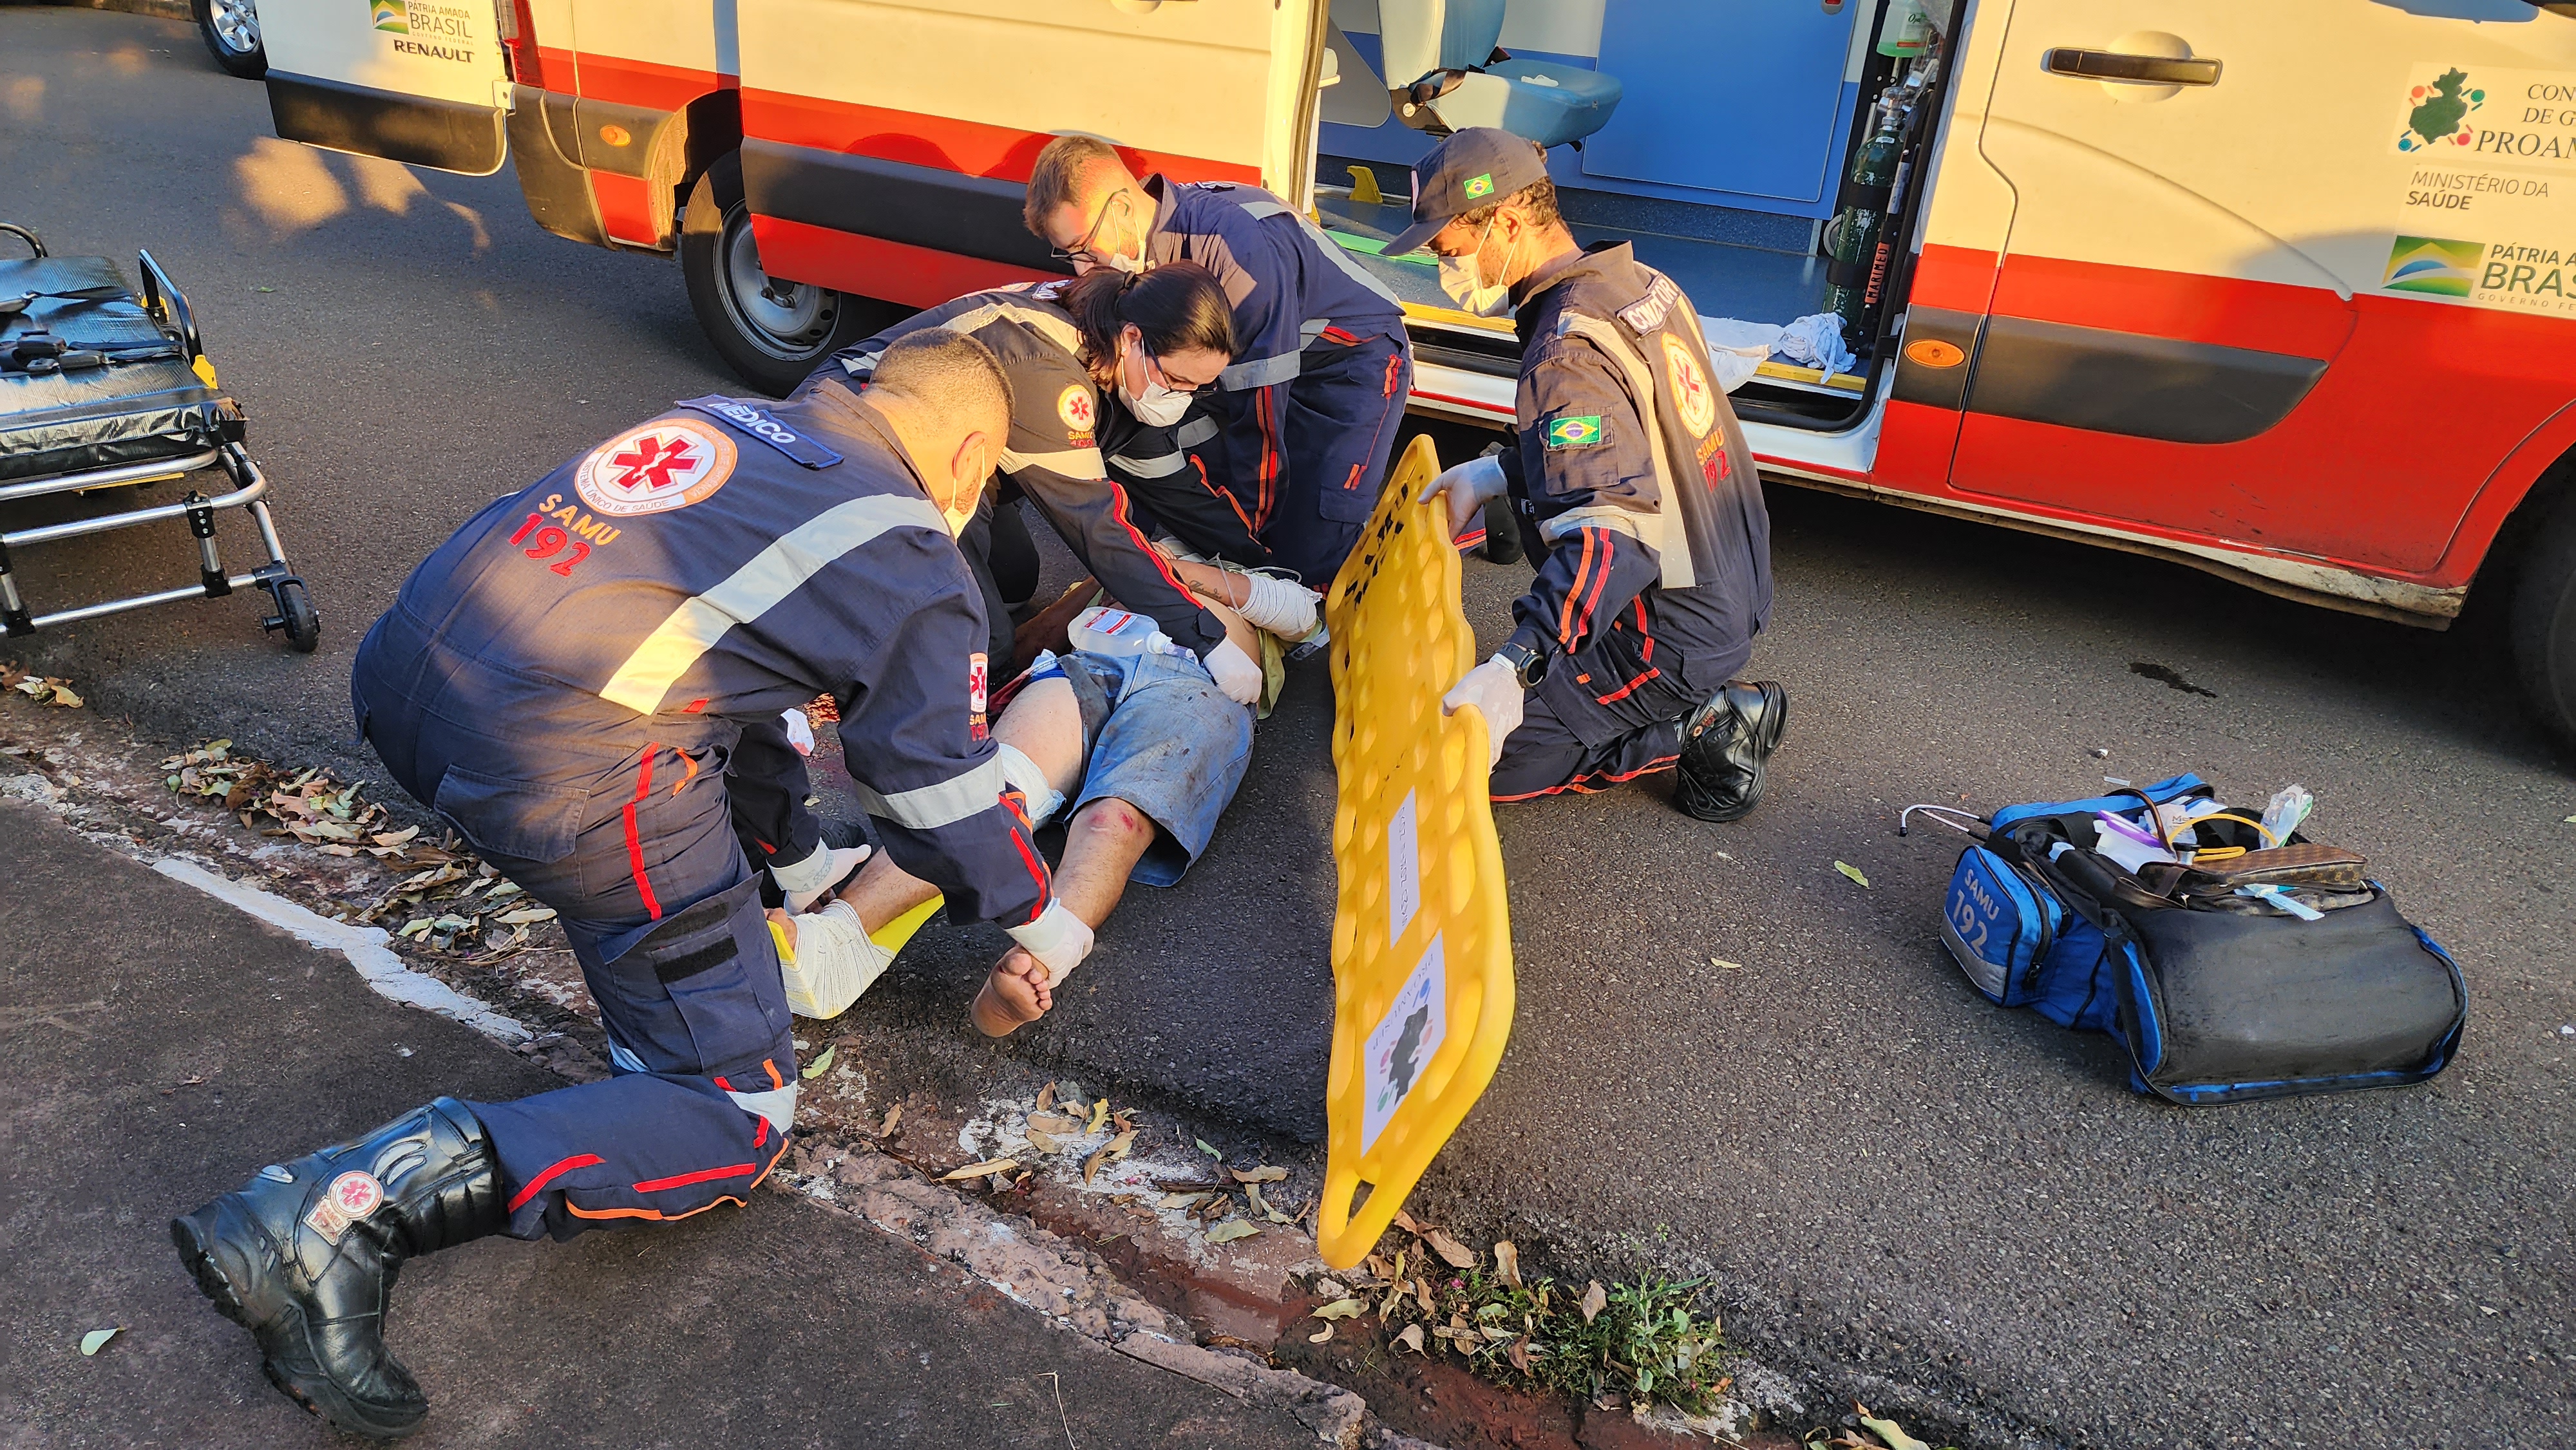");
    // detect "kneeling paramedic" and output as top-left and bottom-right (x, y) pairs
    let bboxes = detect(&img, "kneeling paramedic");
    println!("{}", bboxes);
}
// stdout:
(1396, 129), (1788, 819)
(1024, 135), (1413, 588)
(169, 332), (1089, 1440)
